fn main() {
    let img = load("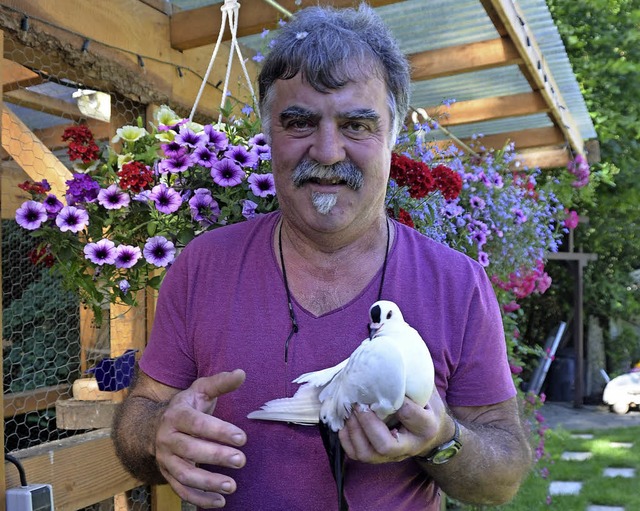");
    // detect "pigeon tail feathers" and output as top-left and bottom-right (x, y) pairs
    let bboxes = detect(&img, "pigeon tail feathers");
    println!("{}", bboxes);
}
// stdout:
(246, 384), (321, 425)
